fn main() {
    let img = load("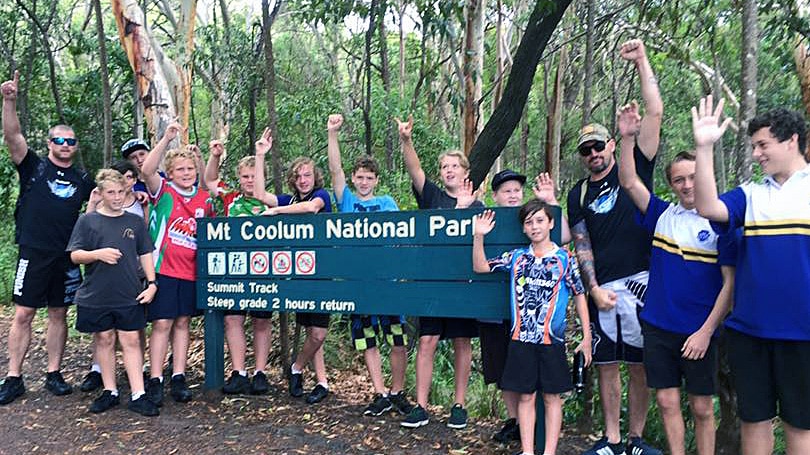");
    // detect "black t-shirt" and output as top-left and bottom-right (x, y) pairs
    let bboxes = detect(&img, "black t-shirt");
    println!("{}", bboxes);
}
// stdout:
(413, 179), (484, 209)
(67, 212), (154, 308)
(15, 150), (95, 252)
(566, 145), (655, 285)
